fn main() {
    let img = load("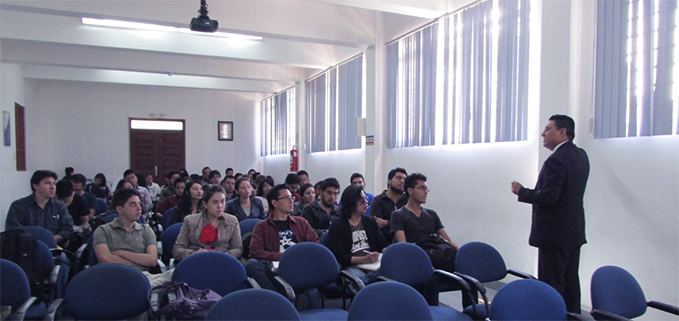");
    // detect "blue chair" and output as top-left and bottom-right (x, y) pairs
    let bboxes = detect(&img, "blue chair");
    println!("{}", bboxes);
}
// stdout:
(239, 218), (261, 259)
(590, 265), (679, 320)
(93, 198), (108, 215)
(161, 207), (175, 230)
(454, 241), (535, 319)
(172, 251), (252, 296)
(380, 242), (473, 321)
(489, 279), (568, 321)
(44, 263), (150, 321)
(206, 288), (301, 321)
(160, 222), (183, 267)
(275, 242), (349, 320)
(348, 282), (434, 321)
(0, 259), (42, 321)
